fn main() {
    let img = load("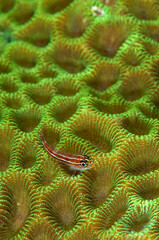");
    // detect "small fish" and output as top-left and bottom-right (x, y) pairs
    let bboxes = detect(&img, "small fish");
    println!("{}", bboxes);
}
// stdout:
(42, 133), (94, 171)
(91, 6), (105, 17)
